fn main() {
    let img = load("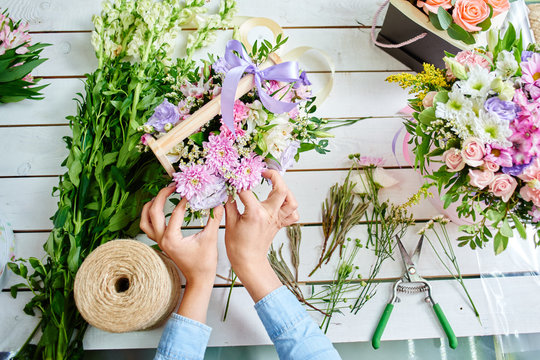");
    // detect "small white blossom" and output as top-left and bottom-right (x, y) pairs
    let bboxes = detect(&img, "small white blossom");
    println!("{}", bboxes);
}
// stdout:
(495, 50), (519, 78)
